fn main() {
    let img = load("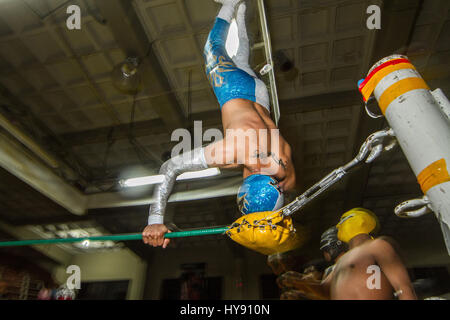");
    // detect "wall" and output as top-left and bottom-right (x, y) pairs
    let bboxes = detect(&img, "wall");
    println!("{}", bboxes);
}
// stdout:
(143, 244), (273, 300)
(53, 248), (147, 300)
(397, 231), (450, 268)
